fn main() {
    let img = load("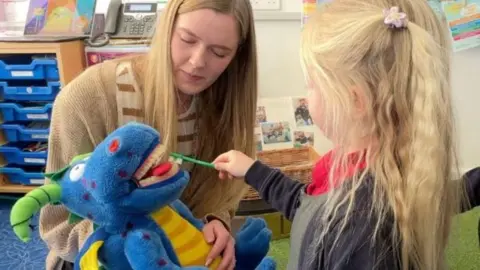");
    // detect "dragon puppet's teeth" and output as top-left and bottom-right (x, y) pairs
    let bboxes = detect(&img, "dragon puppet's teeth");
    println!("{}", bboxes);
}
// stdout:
(167, 157), (183, 165)
(138, 162), (180, 187)
(133, 144), (167, 181)
(170, 157), (182, 165)
(167, 157), (182, 165)
(134, 162), (151, 180)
